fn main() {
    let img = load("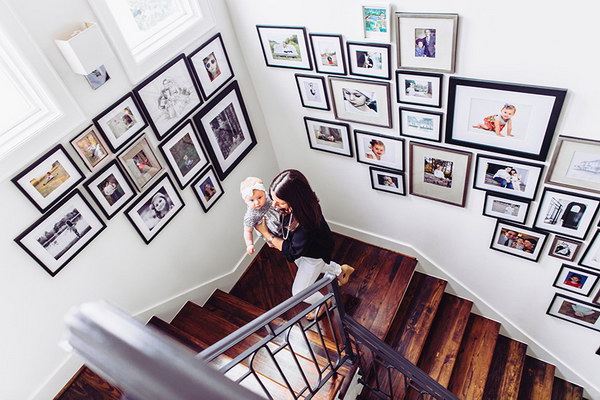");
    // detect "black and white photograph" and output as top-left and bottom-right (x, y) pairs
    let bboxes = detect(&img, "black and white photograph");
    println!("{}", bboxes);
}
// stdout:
(396, 70), (442, 108)
(84, 160), (137, 220)
(93, 93), (148, 152)
(546, 136), (600, 195)
(309, 33), (347, 75)
(329, 76), (392, 128)
(548, 236), (583, 262)
(399, 107), (443, 142)
(355, 130), (404, 171)
(304, 117), (352, 157)
(473, 154), (544, 200)
(347, 41), (391, 80)
(370, 167), (406, 196)
(187, 33), (235, 99)
(295, 74), (330, 110)
(191, 167), (224, 212)
(490, 220), (548, 262)
(482, 192), (531, 224)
